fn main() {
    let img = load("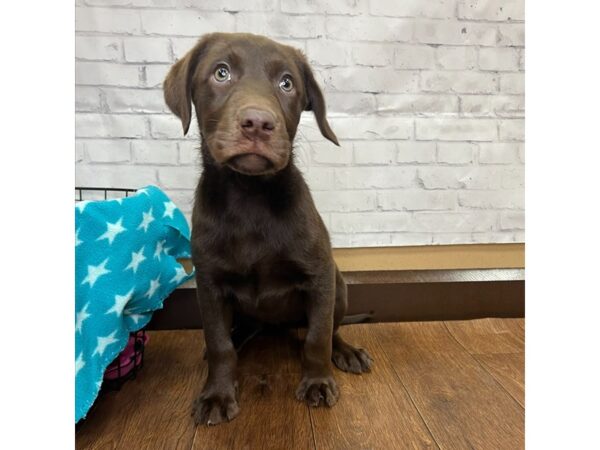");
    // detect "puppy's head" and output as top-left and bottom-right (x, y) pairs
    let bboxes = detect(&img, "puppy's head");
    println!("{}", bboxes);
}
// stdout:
(164, 33), (339, 176)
